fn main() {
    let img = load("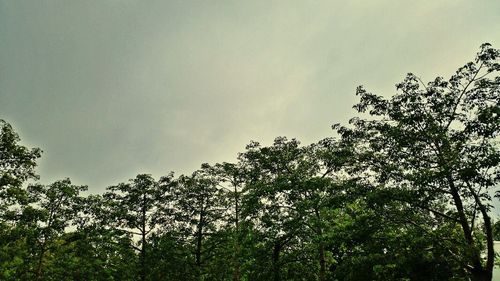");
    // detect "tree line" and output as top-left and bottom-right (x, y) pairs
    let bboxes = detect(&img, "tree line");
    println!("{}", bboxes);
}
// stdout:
(0, 44), (499, 281)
